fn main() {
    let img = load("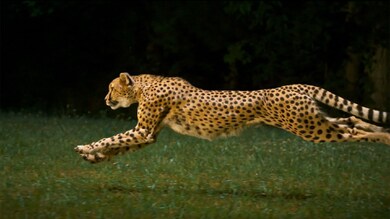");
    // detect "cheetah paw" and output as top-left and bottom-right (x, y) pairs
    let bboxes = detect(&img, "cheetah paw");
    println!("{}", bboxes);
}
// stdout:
(74, 145), (93, 154)
(80, 153), (107, 164)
